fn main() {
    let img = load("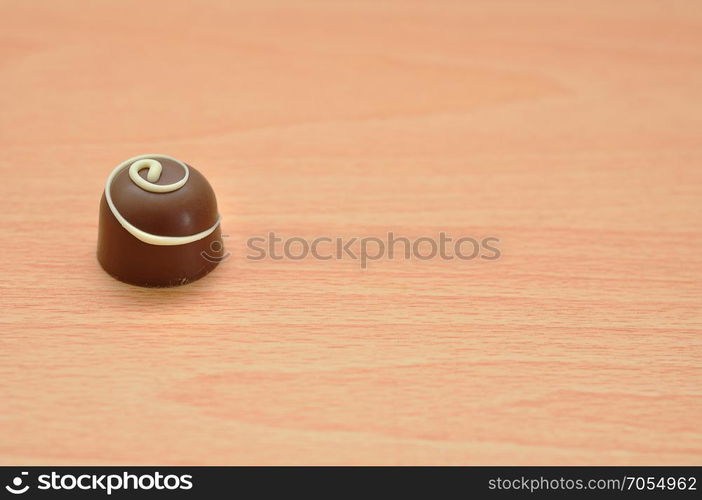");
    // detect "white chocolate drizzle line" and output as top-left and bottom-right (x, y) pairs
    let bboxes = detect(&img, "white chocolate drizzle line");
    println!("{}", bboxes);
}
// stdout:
(104, 154), (222, 246)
